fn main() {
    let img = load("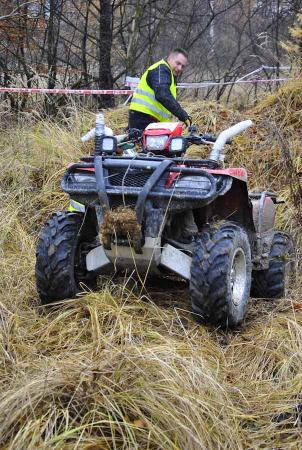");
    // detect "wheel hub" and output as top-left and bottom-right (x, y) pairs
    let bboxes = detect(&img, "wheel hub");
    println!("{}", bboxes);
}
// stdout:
(230, 248), (247, 306)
